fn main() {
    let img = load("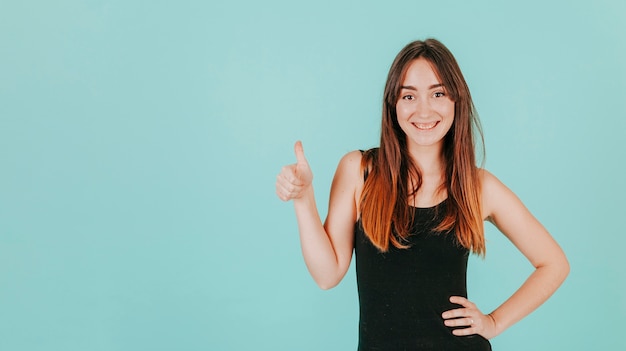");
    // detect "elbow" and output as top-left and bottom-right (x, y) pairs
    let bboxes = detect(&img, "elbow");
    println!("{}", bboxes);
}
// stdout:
(560, 254), (571, 282)
(555, 247), (570, 283)
(316, 279), (340, 291)
(313, 273), (342, 290)
(547, 251), (570, 285)
(311, 266), (346, 290)
(534, 251), (570, 286)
